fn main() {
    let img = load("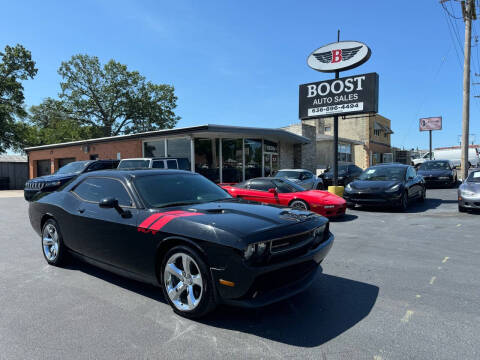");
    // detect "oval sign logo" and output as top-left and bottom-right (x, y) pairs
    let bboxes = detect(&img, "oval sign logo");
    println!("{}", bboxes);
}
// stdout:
(307, 41), (371, 73)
